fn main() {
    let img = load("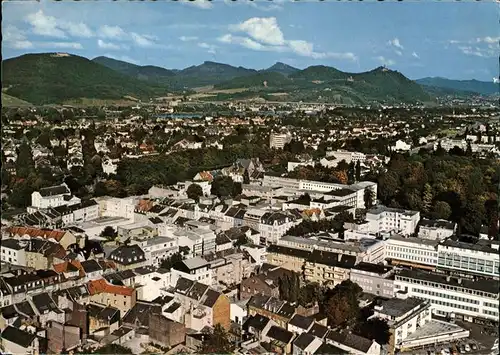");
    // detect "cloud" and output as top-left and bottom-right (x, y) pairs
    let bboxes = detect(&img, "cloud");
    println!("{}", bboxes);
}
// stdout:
(412, 52), (420, 59)
(180, 36), (198, 42)
(180, 0), (213, 10)
(387, 38), (404, 50)
(198, 42), (217, 54)
(3, 25), (34, 49)
(130, 32), (157, 47)
(224, 0), (284, 12)
(395, 50), (403, 56)
(99, 25), (128, 40)
(40, 42), (84, 50)
(376, 56), (395, 66)
(458, 45), (495, 58)
(230, 17), (285, 46)
(97, 39), (123, 50)
(476, 36), (500, 44)
(222, 17), (357, 61)
(25, 10), (68, 38)
(59, 22), (93, 38)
